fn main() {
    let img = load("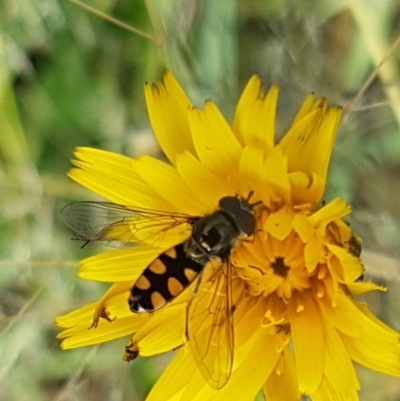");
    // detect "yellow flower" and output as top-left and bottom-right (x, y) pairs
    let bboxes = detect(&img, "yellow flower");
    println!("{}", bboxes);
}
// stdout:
(56, 72), (400, 401)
